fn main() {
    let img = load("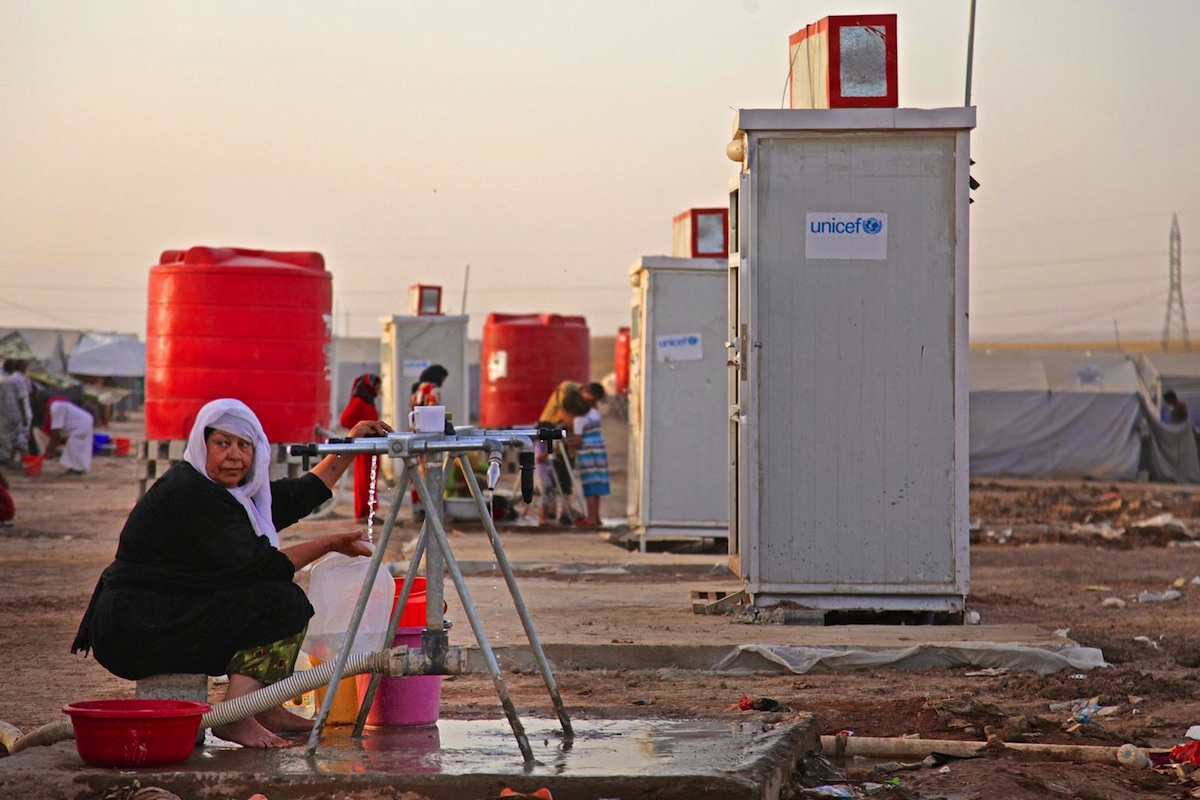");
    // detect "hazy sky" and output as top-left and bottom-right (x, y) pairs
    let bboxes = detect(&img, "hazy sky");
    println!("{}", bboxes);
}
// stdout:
(2, 1), (1197, 345)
